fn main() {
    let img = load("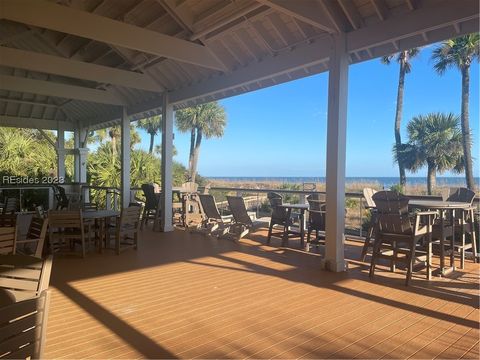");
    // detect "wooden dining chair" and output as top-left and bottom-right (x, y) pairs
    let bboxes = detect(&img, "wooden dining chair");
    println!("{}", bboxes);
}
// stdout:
(0, 226), (17, 255)
(266, 192), (289, 245)
(306, 193), (326, 248)
(141, 183), (161, 229)
(48, 209), (88, 258)
(436, 187), (477, 268)
(107, 206), (141, 254)
(0, 289), (51, 359)
(0, 254), (53, 302)
(16, 217), (48, 258)
(2, 197), (19, 214)
(369, 191), (436, 286)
